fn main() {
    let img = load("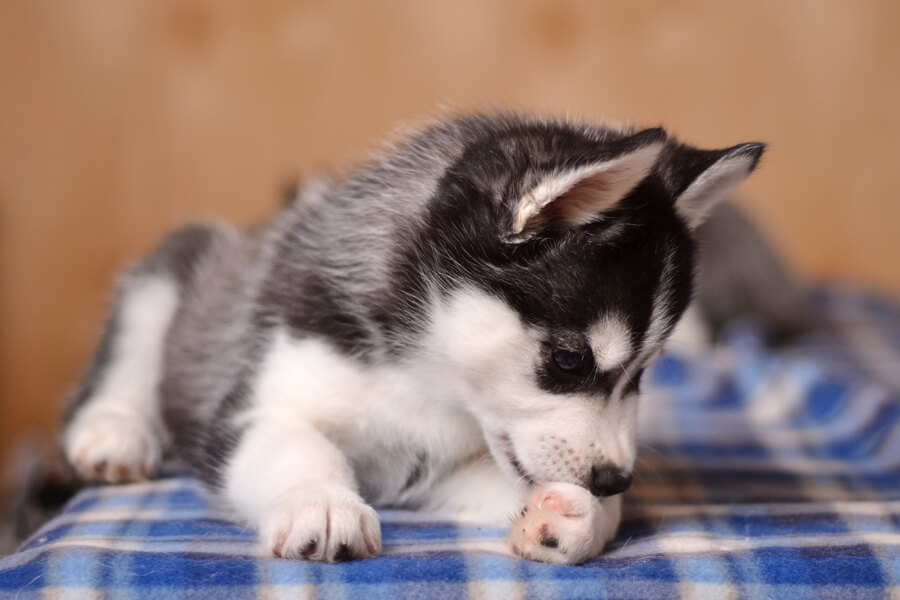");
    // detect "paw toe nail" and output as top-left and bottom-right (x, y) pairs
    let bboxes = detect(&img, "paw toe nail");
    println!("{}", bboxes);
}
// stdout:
(272, 532), (288, 557)
(333, 543), (353, 562)
(300, 538), (319, 558)
(93, 460), (107, 477)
